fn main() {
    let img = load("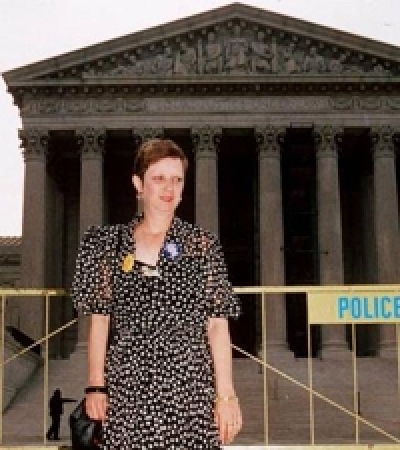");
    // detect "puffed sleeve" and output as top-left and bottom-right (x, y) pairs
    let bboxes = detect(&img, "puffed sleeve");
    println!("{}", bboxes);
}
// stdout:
(204, 234), (241, 319)
(71, 226), (113, 315)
